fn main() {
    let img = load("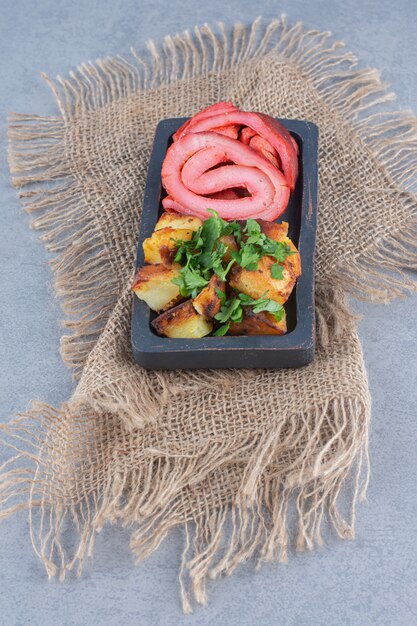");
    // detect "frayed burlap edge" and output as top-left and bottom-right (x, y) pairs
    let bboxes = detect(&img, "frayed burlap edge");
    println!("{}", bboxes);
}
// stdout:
(2, 16), (416, 612)
(0, 389), (371, 612)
